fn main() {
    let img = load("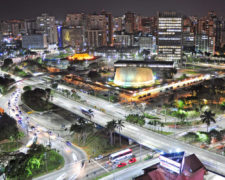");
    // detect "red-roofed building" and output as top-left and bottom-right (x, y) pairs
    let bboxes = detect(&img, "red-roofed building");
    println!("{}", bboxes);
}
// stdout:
(135, 154), (206, 180)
